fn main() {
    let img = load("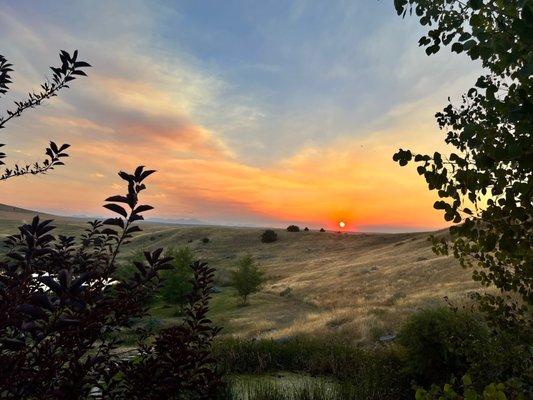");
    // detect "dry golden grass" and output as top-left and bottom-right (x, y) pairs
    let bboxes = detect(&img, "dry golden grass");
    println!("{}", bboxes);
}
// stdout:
(125, 225), (481, 342)
(0, 205), (483, 342)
